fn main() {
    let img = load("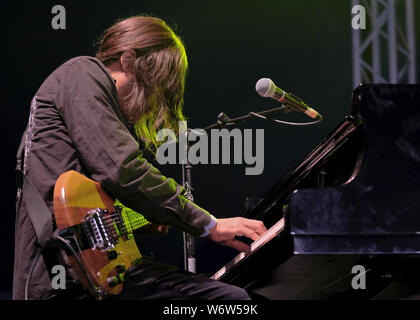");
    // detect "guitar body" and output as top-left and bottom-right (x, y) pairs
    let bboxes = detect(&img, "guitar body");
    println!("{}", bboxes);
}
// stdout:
(53, 170), (143, 299)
